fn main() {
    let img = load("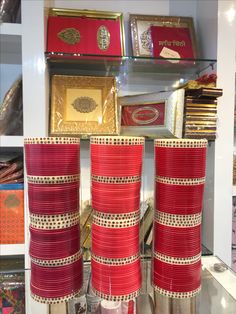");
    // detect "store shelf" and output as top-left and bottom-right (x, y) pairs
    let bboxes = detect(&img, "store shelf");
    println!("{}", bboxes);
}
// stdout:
(46, 53), (216, 91)
(0, 136), (24, 147)
(0, 243), (25, 256)
(0, 23), (22, 36)
(0, 23), (22, 64)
